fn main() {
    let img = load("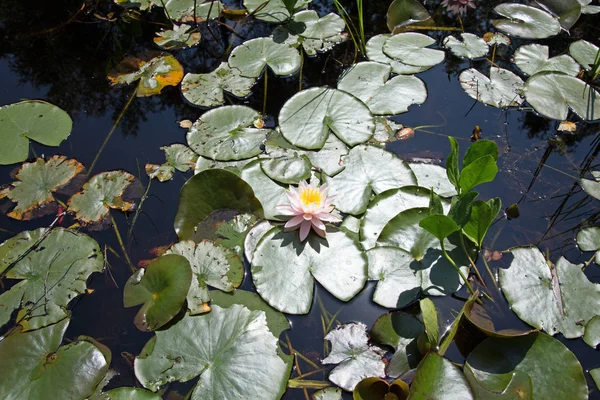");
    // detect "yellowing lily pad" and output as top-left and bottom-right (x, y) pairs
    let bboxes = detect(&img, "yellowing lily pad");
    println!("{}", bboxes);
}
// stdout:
(108, 55), (184, 97)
